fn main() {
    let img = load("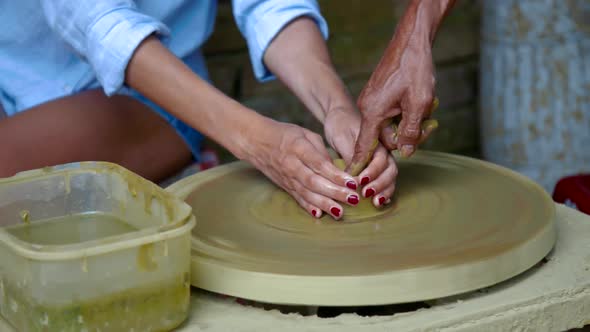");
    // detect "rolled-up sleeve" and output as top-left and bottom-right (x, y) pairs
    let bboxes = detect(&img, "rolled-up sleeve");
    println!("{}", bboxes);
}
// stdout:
(233, 0), (329, 82)
(41, 1), (170, 95)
